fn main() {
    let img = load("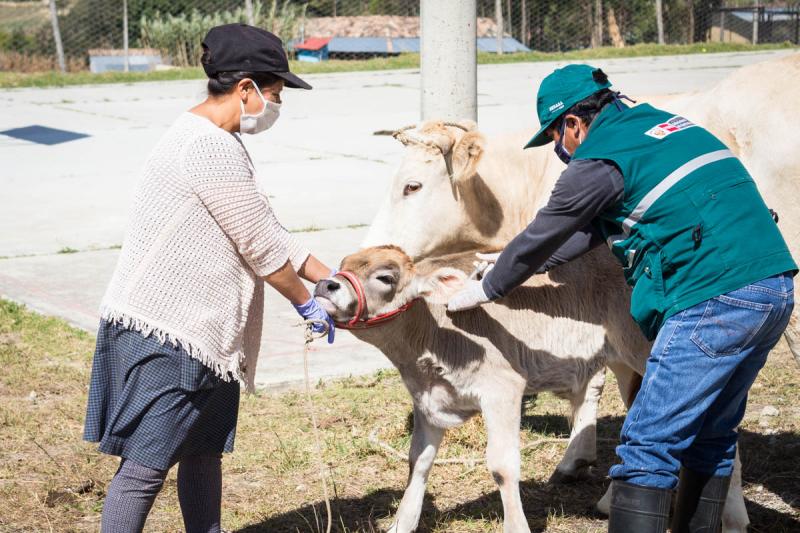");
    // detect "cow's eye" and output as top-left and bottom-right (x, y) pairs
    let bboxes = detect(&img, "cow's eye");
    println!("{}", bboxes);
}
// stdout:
(403, 181), (422, 196)
(376, 275), (395, 285)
